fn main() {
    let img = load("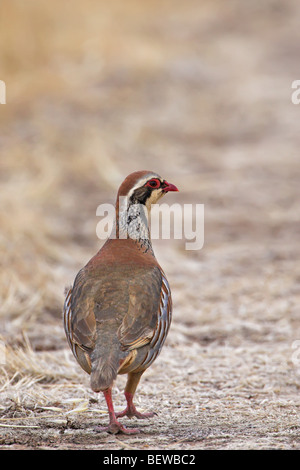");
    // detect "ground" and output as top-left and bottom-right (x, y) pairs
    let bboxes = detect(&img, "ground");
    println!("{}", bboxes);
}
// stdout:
(0, 0), (300, 450)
